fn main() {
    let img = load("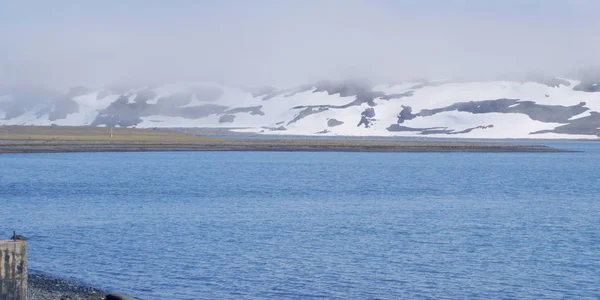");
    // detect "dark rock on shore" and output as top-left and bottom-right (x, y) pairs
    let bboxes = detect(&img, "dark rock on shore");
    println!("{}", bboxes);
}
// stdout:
(28, 272), (106, 300)
(105, 292), (136, 300)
